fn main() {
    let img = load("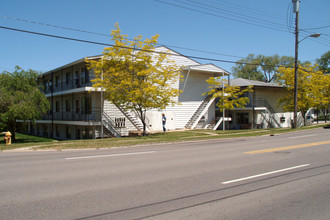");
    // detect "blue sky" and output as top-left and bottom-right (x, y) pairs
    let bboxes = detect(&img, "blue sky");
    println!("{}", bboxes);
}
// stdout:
(1, 0), (329, 74)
